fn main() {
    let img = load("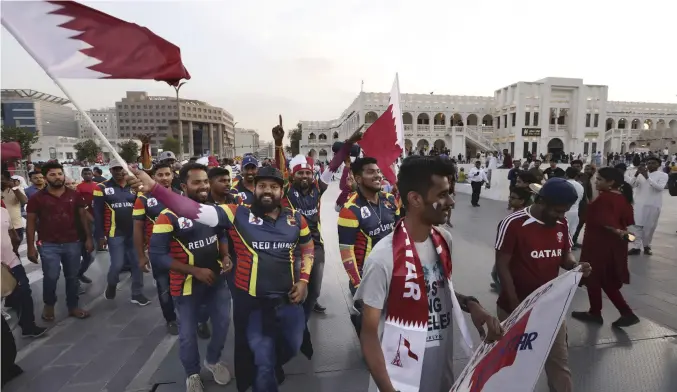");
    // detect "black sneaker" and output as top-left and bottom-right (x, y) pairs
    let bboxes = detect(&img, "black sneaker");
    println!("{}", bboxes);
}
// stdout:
(643, 247), (653, 256)
(197, 322), (211, 339)
(104, 284), (117, 300)
(571, 311), (604, 325)
(313, 303), (326, 314)
(22, 325), (48, 338)
(131, 294), (150, 306)
(166, 321), (179, 335)
(628, 248), (641, 256)
(79, 275), (92, 284)
(612, 314), (640, 328)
